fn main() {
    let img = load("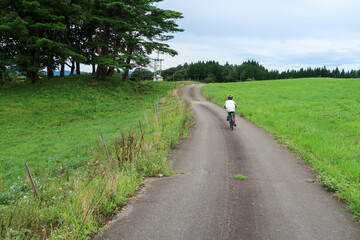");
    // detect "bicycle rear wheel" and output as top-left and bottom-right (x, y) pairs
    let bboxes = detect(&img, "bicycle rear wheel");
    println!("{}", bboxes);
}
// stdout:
(229, 112), (234, 131)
